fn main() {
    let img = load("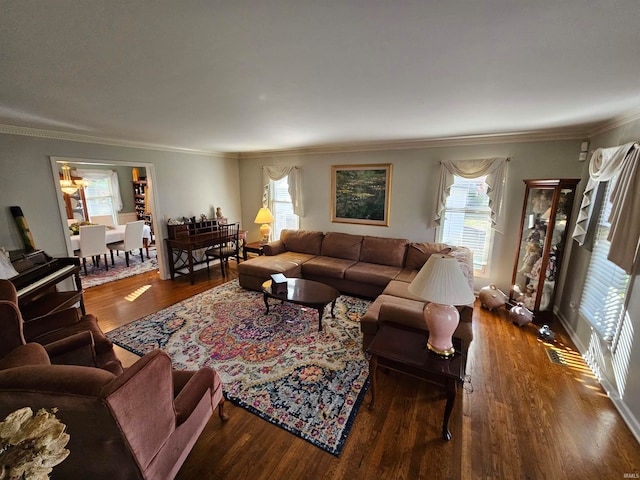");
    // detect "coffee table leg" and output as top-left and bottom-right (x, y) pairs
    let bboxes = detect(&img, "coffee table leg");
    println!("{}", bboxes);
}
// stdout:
(368, 354), (378, 409)
(317, 306), (325, 330)
(442, 379), (457, 441)
(330, 299), (337, 318)
(263, 293), (270, 314)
